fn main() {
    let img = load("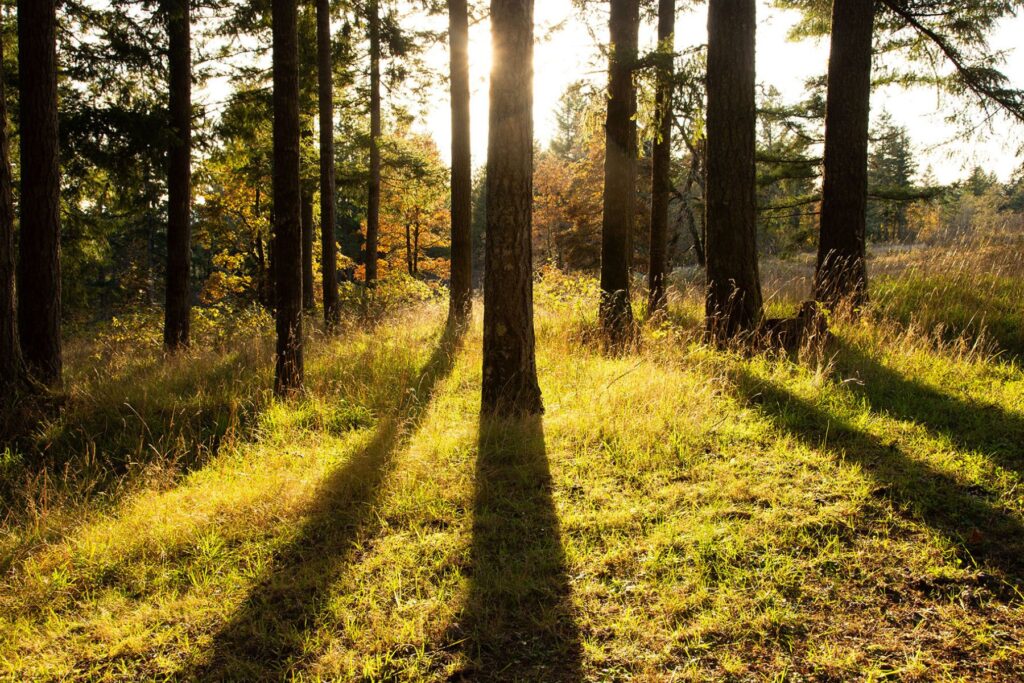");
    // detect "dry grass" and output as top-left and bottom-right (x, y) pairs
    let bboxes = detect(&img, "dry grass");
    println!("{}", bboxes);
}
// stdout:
(1, 242), (1023, 681)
